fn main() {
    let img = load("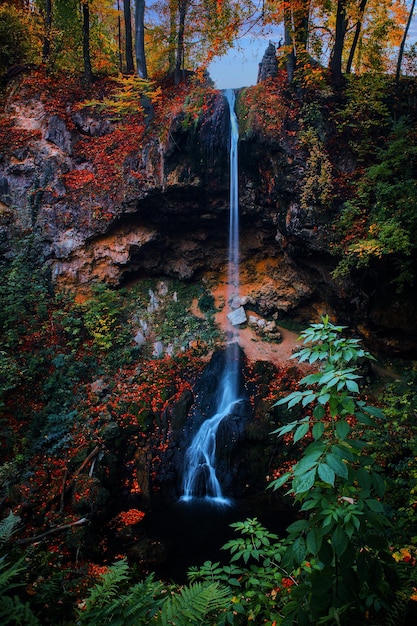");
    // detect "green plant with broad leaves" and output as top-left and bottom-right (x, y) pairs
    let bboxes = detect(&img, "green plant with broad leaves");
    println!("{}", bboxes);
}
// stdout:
(188, 317), (417, 624)
(189, 517), (312, 625)
(268, 315), (402, 624)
